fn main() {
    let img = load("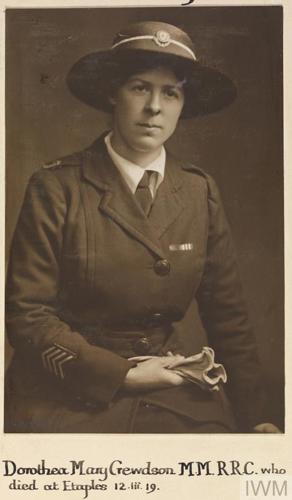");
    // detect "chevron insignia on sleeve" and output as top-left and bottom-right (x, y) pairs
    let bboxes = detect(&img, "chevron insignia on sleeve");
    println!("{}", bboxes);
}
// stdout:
(42, 343), (77, 380)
